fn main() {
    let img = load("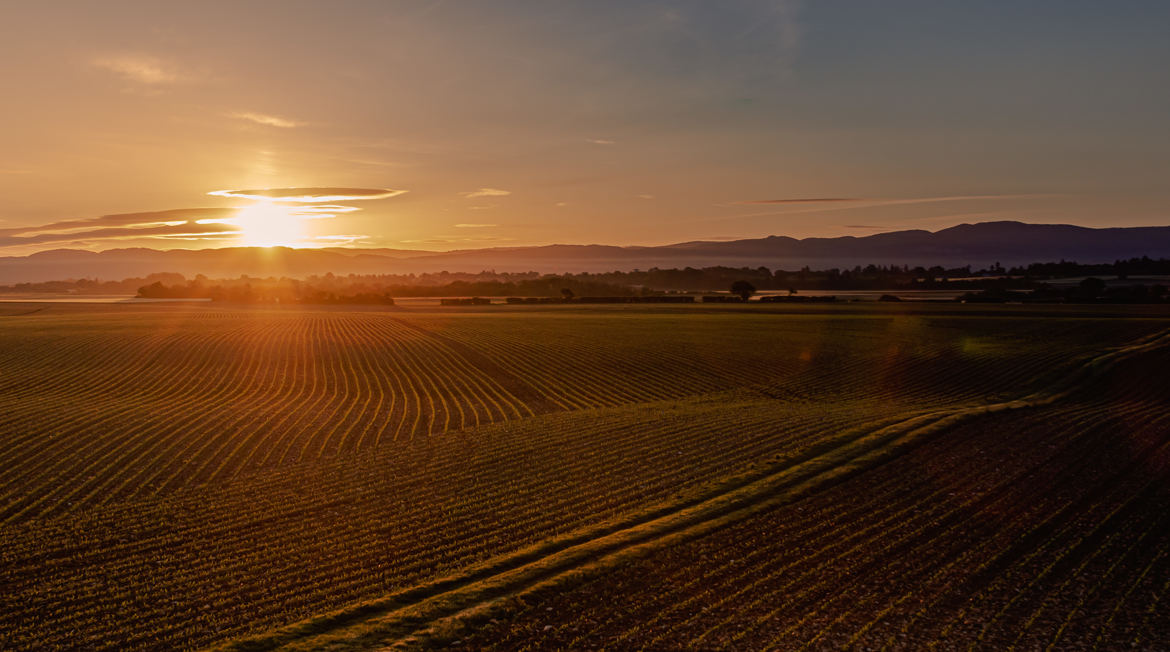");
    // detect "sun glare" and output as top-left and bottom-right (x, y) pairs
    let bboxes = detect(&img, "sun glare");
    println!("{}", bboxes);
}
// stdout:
(231, 202), (307, 247)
